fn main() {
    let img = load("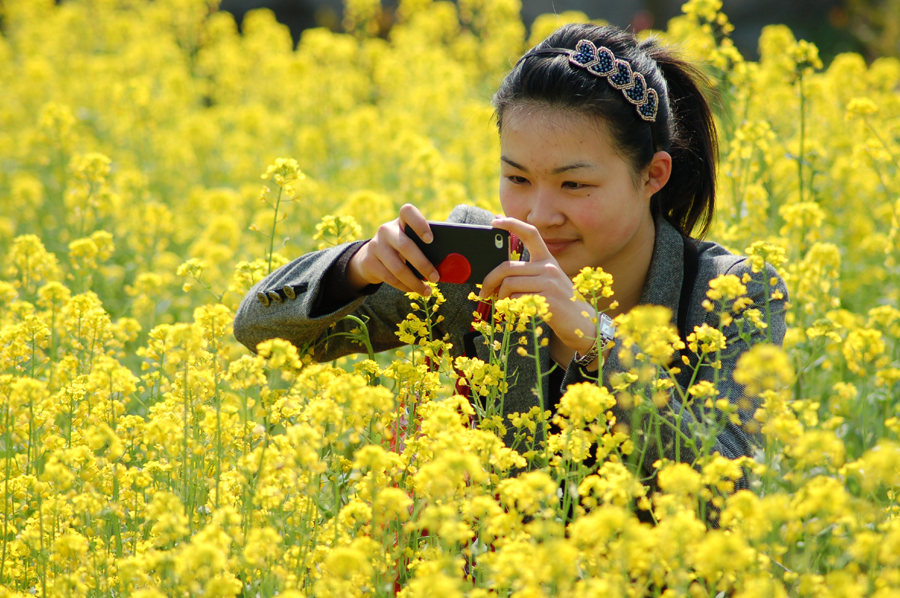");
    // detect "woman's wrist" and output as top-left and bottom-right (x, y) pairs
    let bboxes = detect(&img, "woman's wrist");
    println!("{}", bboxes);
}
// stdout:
(346, 242), (376, 292)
